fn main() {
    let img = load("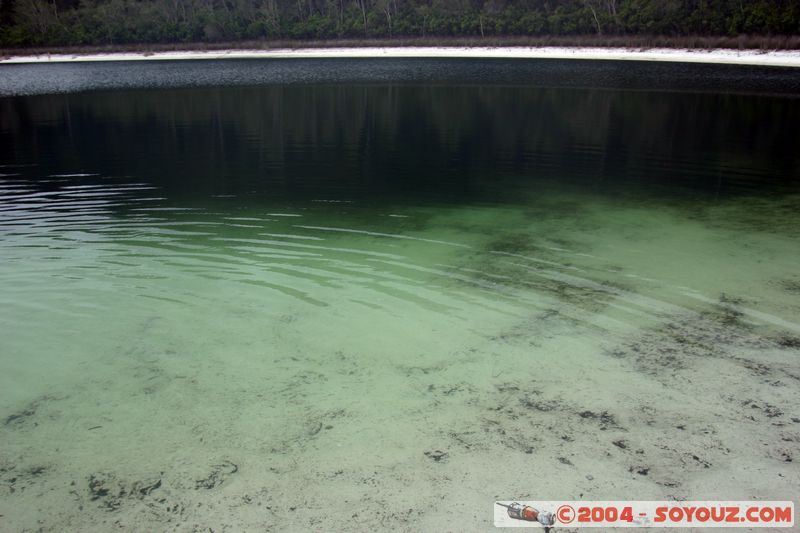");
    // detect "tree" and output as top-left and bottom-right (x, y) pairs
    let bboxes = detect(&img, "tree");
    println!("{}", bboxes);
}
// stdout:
(375, 0), (392, 36)
(583, 0), (603, 34)
(13, 0), (60, 42)
(354, 0), (369, 35)
(1, 0), (17, 27)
